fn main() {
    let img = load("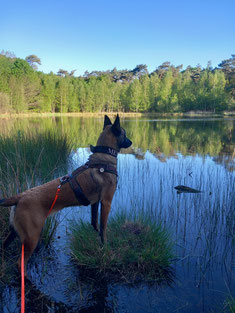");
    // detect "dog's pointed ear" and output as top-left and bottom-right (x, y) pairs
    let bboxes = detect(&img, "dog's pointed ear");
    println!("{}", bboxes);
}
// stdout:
(103, 115), (112, 130)
(111, 114), (121, 136)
